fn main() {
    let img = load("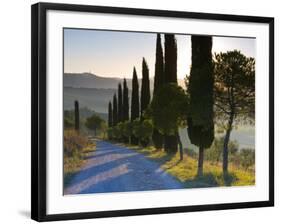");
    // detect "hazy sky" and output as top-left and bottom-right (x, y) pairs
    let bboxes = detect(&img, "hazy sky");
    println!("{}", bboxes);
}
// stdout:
(64, 29), (255, 80)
